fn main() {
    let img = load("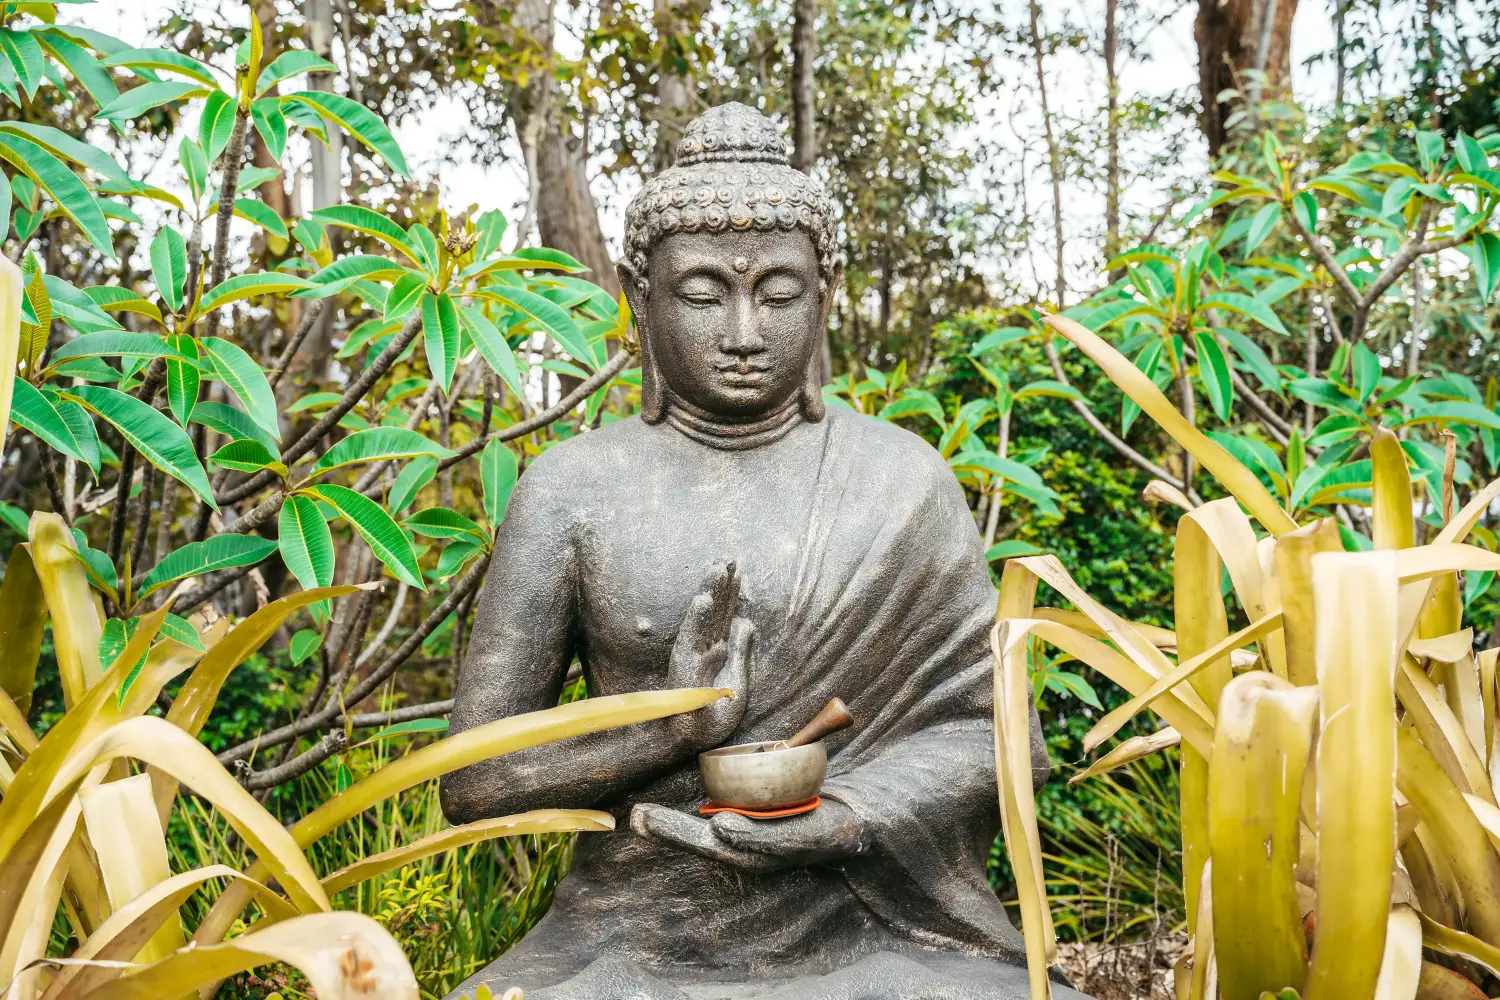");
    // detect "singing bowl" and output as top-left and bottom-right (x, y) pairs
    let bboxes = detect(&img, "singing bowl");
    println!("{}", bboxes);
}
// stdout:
(699, 740), (827, 809)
